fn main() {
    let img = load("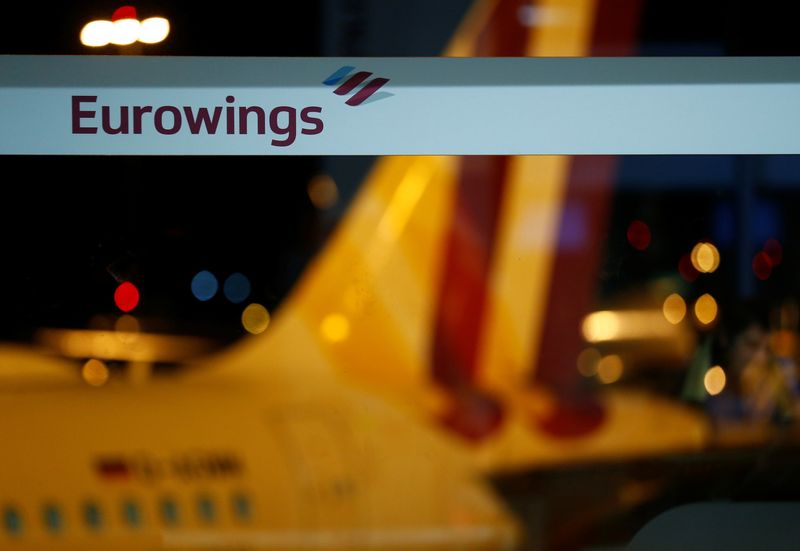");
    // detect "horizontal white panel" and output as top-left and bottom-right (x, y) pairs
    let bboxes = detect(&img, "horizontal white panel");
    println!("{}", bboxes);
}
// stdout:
(0, 56), (798, 154)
